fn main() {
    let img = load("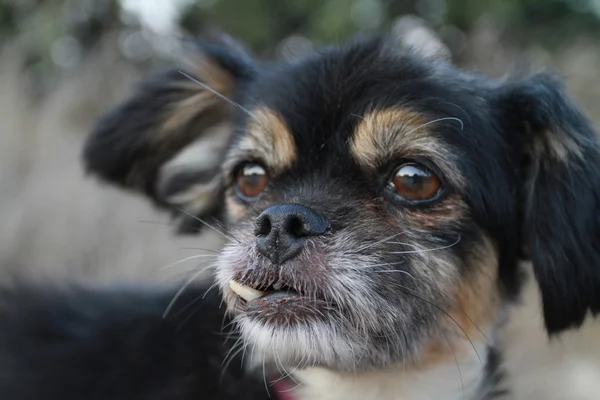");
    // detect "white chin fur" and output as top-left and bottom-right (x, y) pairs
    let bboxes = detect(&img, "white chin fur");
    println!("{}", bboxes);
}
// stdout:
(238, 315), (359, 371)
